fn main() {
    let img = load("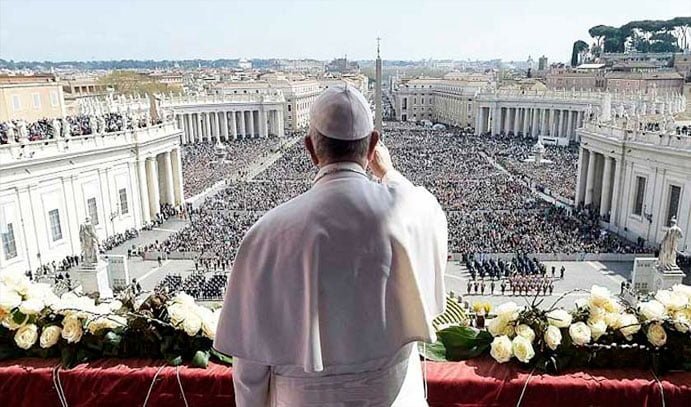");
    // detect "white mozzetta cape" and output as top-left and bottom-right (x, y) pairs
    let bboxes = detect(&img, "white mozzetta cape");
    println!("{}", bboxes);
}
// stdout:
(214, 162), (447, 373)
